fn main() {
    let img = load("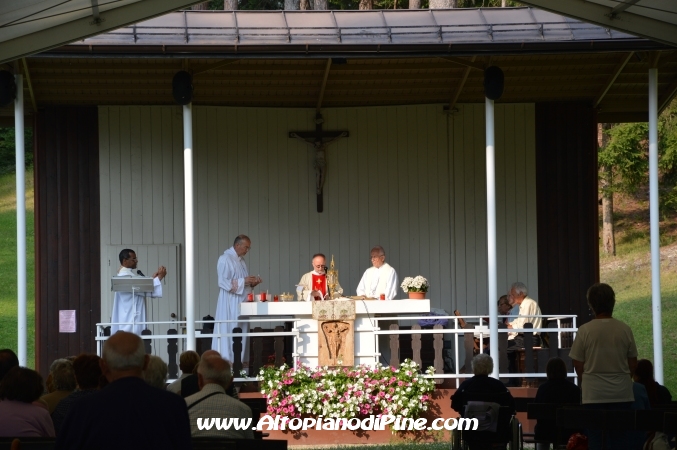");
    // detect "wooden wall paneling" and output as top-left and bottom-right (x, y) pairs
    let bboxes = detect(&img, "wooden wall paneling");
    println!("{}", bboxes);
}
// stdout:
(151, 109), (164, 244)
(87, 108), (101, 349)
(451, 105), (467, 312)
(535, 102), (598, 323)
(464, 104), (480, 310)
(99, 108), (111, 252)
(205, 108), (219, 315)
(266, 109), (280, 296)
(418, 106), (431, 297)
(141, 107), (154, 244)
(161, 107), (175, 245)
(335, 108), (351, 290)
(108, 108), (121, 245)
(524, 105), (539, 300)
(437, 112), (452, 312)
(195, 107), (209, 317)
(501, 105), (516, 291)
(119, 108), (132, 241)
(130, 107), (144, 245)
(514, 104), (530, 286)
(36, 107), (100, 374)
